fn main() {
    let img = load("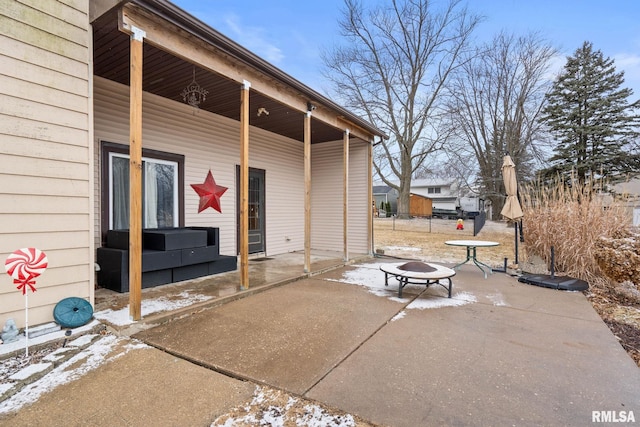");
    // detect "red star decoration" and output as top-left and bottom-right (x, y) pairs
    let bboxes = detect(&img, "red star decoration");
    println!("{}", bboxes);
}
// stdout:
(191, 170), (228, 213)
